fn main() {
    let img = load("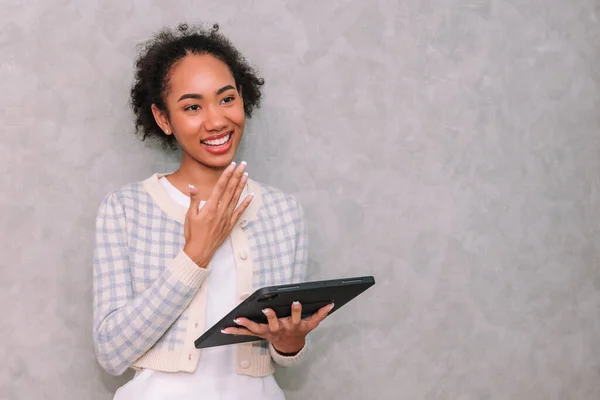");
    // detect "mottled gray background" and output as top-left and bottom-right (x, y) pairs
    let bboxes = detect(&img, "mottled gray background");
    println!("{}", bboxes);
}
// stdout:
(1, 0), (599, 399)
